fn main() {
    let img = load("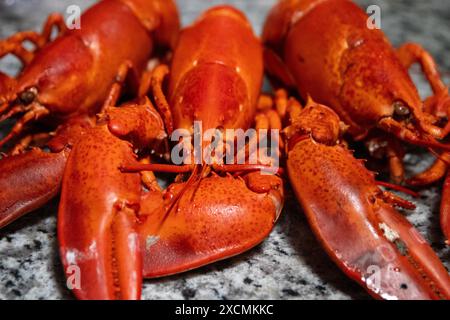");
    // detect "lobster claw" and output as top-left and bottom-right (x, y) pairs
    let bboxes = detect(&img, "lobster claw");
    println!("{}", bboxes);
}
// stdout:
(58, 101), (166, 299)
(0, 149), (67, 228)
(58, 125), (143, 300)
(140, 172), (283, 278)
(287, 139), (450, 299)
(0, 116), (93, 229)
(440, 173), (450, 245)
